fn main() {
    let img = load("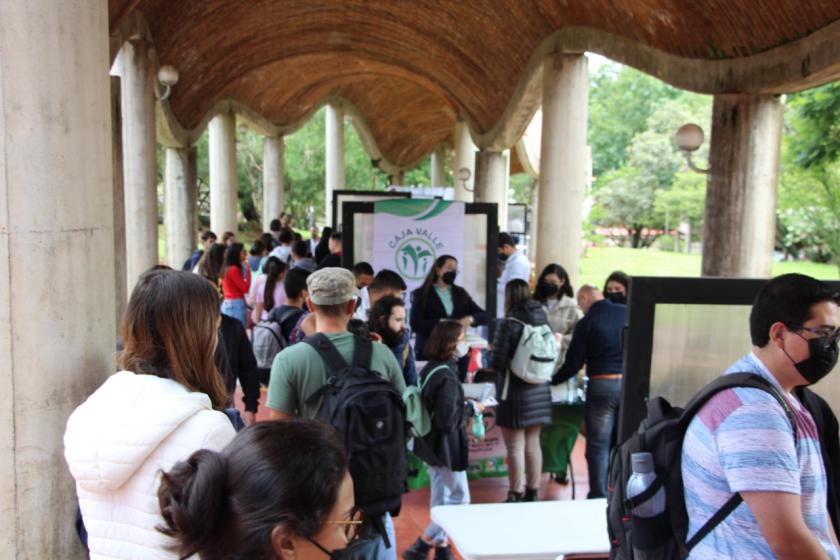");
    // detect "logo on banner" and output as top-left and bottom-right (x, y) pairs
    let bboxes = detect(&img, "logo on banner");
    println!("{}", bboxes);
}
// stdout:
(395, 237), (436, 280)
